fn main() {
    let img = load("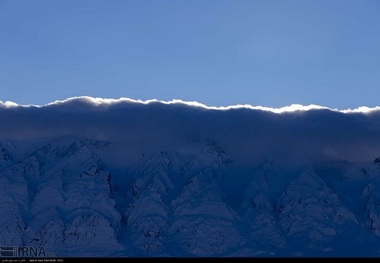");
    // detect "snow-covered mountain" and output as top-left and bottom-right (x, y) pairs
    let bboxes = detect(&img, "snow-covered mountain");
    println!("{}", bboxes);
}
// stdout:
(2, 98), (380, 257)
